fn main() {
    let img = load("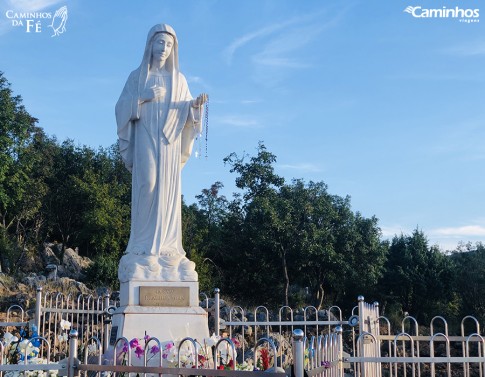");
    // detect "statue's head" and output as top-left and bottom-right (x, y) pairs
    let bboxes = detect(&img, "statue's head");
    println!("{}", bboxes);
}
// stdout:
(138, 24), (179, 93)
(151, 32), (175, 66)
